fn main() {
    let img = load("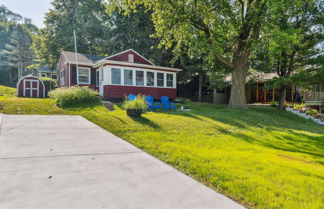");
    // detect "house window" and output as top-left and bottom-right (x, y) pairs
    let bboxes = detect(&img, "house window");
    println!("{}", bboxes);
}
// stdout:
(41, 73), (46, 77)
(166, 73), (174, 87)
(136, 71), (144, 86)
(146, 72), (154, 86)
(111, 68), (121, 85)
(124, 69), (133, 85)
(128, 54), (134, 63)
(78, 67), (91, 84)
(60, 70), (65, 85)
(157, 72), (164, 87)
(51, 74), (57, 80)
